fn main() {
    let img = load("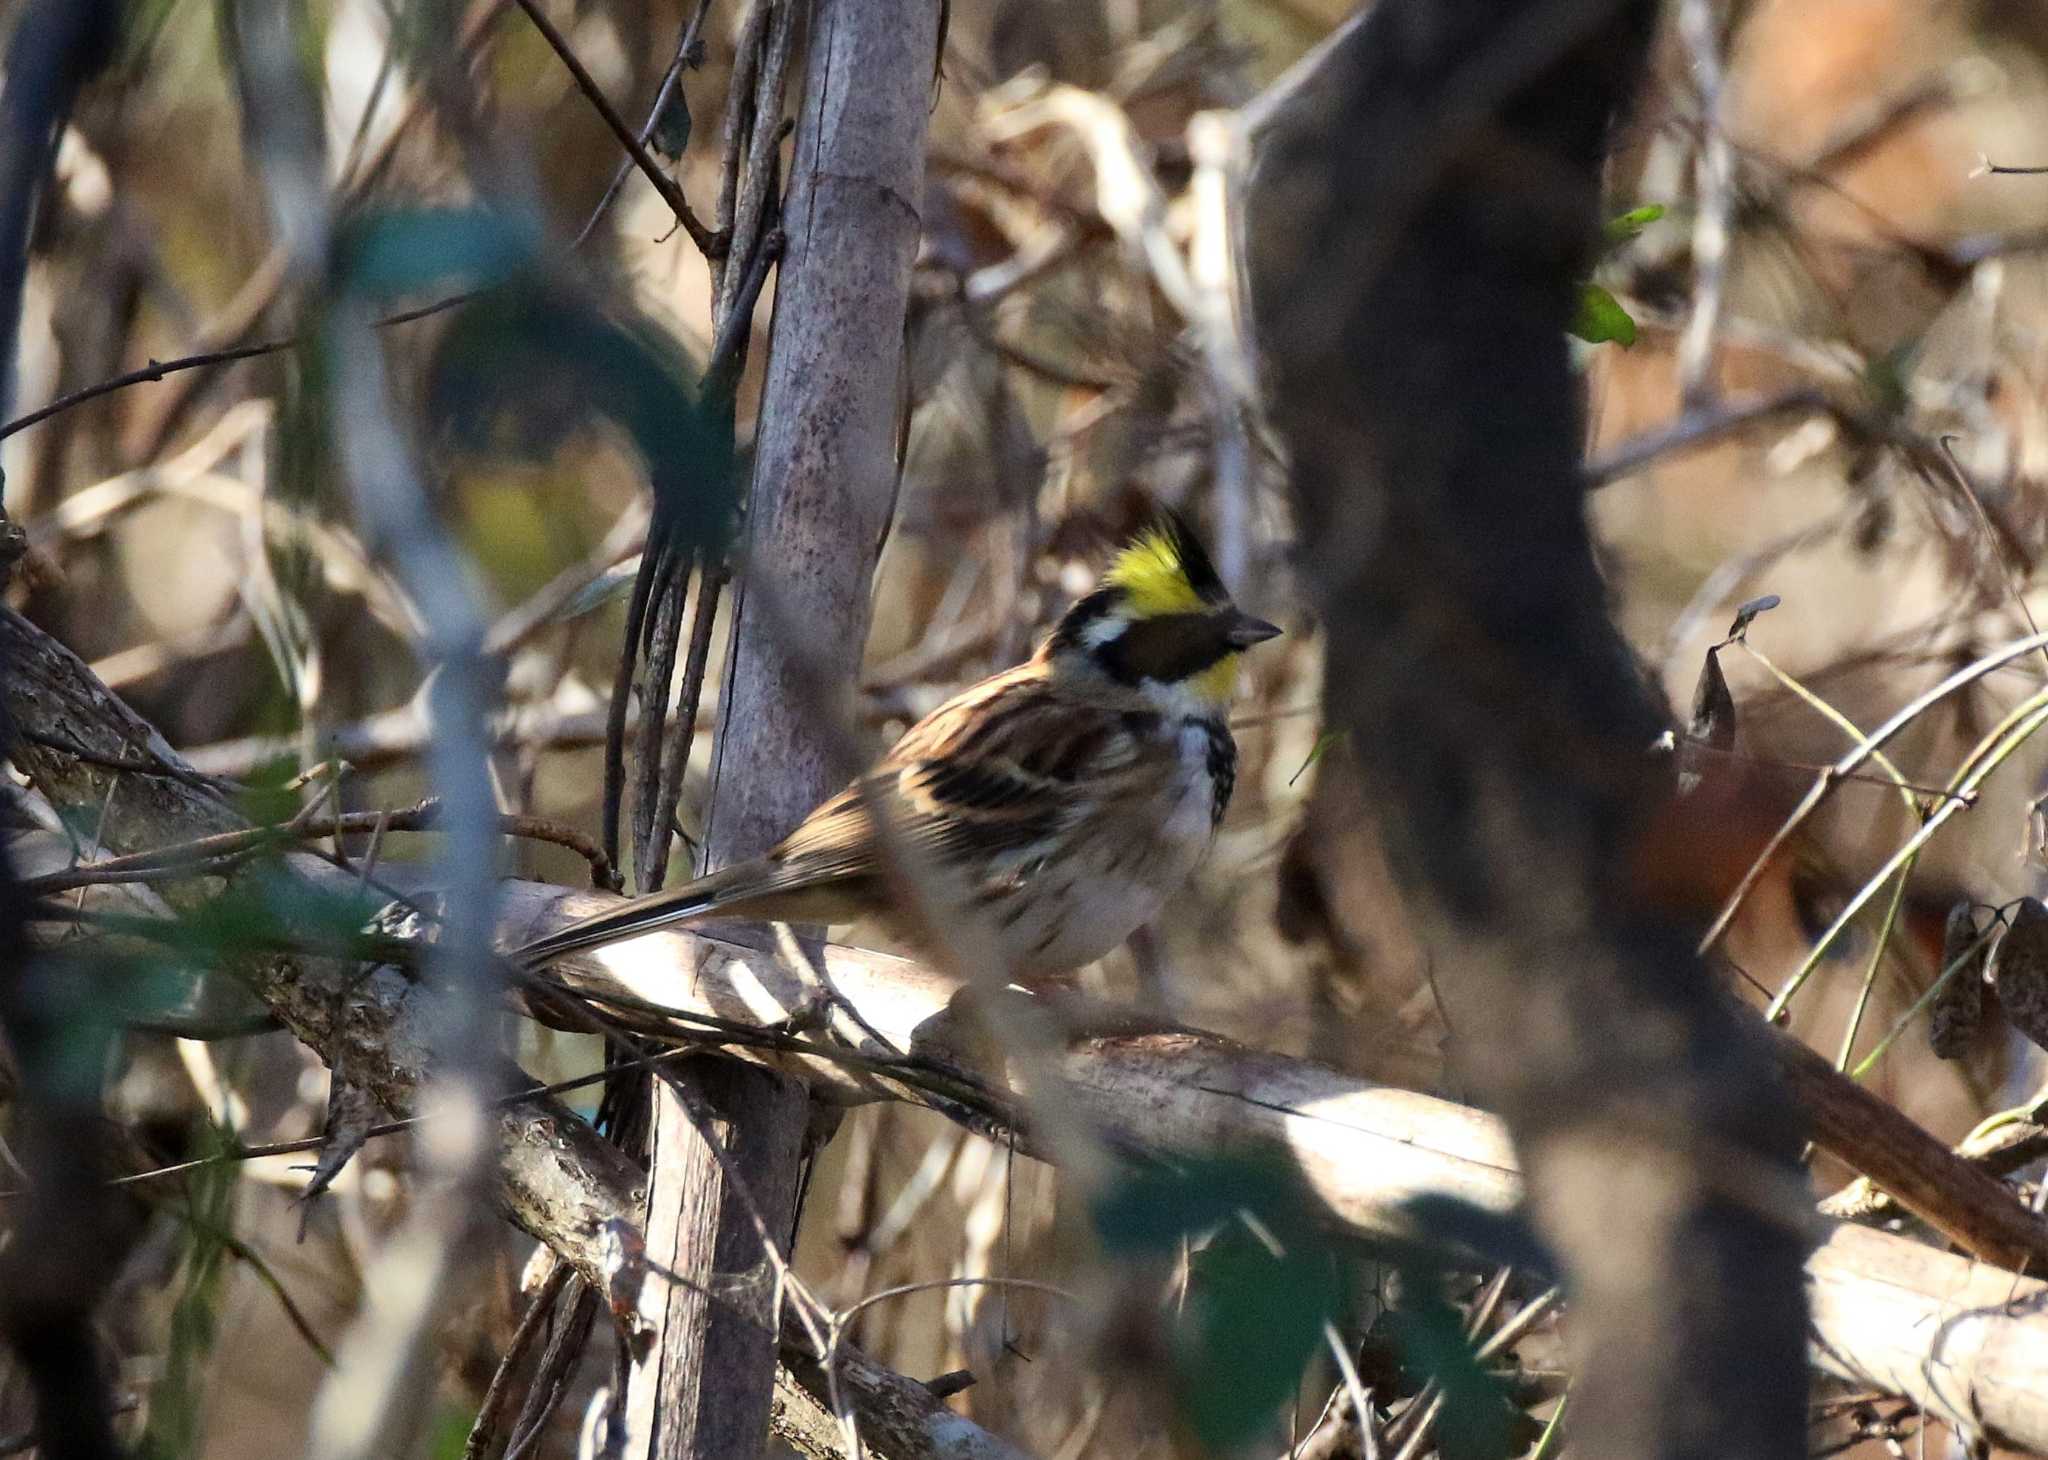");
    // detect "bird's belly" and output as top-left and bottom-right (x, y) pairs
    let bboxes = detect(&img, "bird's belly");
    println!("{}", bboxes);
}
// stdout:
(994, 872), (1167, 977)
(994, 754), (1217, 978)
